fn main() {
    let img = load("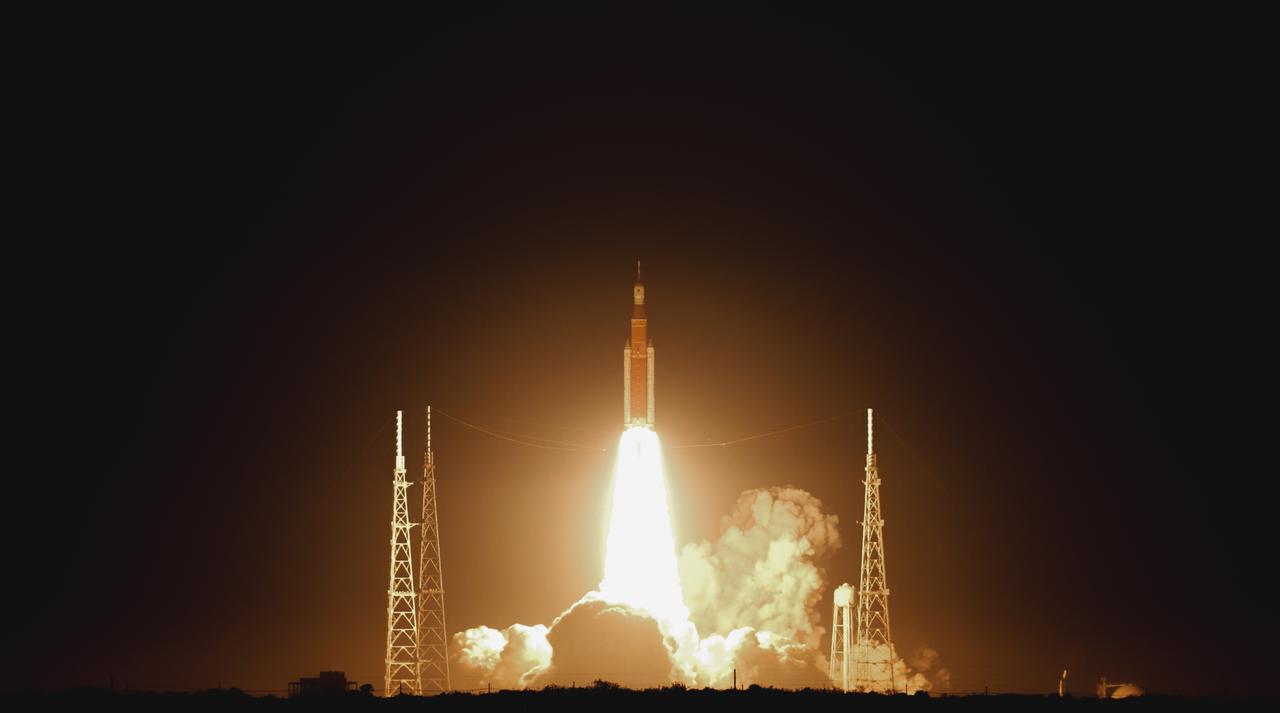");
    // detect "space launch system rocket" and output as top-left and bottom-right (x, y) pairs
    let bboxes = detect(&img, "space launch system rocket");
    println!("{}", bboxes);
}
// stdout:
(624, 261), (655, 427)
